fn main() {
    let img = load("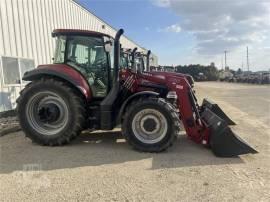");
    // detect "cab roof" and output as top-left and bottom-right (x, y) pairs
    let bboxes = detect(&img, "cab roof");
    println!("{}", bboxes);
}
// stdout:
(52, 29), (112, 38)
